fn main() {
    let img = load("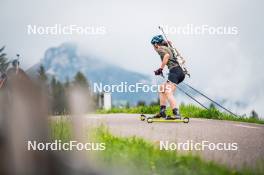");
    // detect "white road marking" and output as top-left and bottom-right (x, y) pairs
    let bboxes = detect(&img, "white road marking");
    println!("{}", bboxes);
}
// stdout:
(234, 124), (260, 129)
